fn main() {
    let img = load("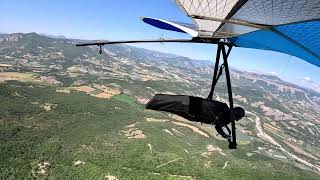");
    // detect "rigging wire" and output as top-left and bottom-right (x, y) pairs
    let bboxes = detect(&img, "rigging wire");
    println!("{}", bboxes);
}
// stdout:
(279, 55), (293, 77)
(221, 69), (230, 135)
